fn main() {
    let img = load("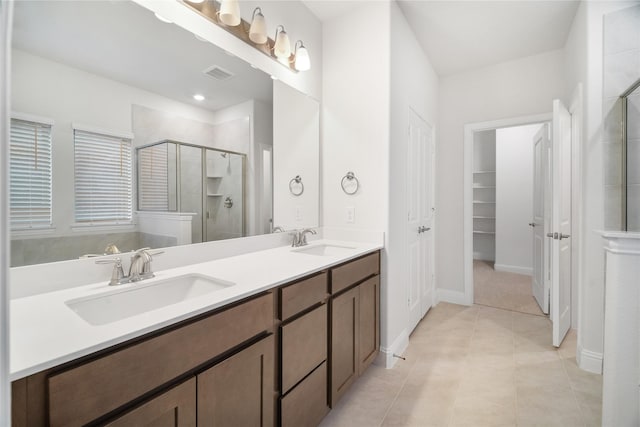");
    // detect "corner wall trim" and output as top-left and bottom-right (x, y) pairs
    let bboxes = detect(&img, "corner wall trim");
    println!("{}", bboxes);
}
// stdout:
(494, 263), (533, 276)
(380, 329), (409, 369)
(576, 343), (603, 374)
(436, 289), (469, 306)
